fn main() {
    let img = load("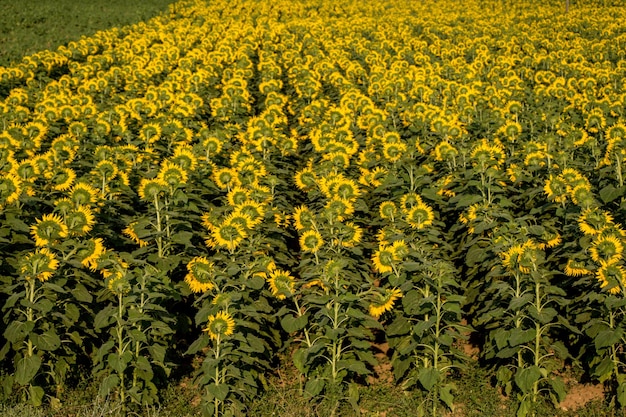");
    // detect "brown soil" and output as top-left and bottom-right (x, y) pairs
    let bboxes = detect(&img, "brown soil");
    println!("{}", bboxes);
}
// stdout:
(559, 382), (604, 412)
